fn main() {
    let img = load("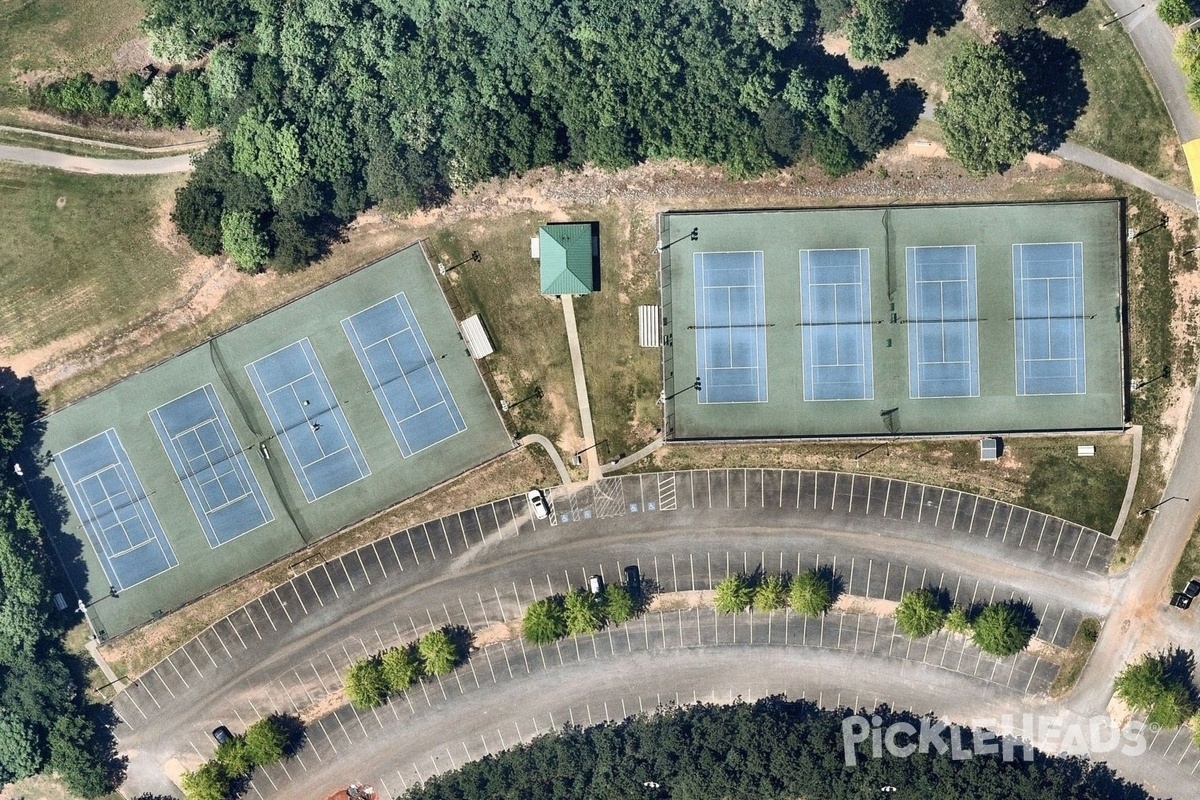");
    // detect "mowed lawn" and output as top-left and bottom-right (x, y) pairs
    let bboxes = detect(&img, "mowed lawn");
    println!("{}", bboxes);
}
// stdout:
(0, 0), (145, 106)
(0, 162), (189, 356)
